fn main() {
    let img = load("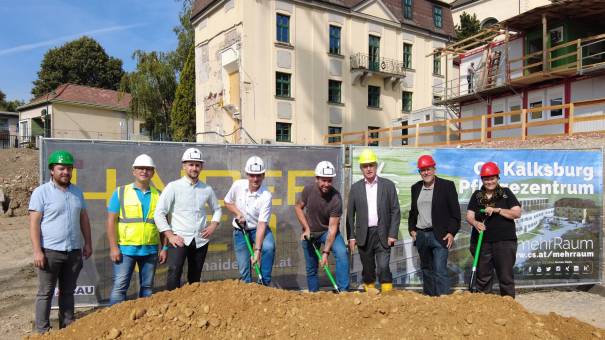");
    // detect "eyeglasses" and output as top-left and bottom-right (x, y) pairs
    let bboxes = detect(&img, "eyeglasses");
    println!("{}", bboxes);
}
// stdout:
(418, 168), (434, 174)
